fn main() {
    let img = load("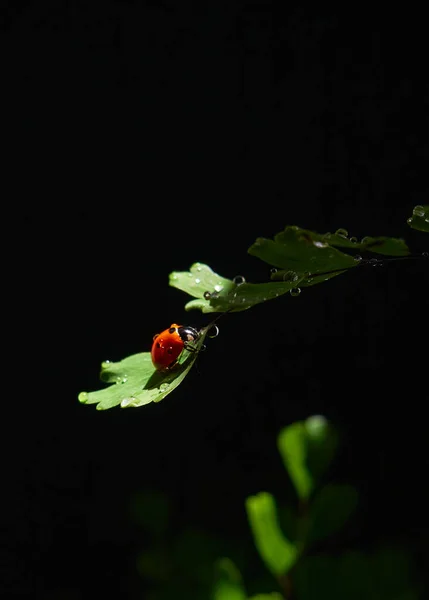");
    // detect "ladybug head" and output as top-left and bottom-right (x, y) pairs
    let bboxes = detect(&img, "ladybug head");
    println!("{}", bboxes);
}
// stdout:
(177, 325), (199, 343)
